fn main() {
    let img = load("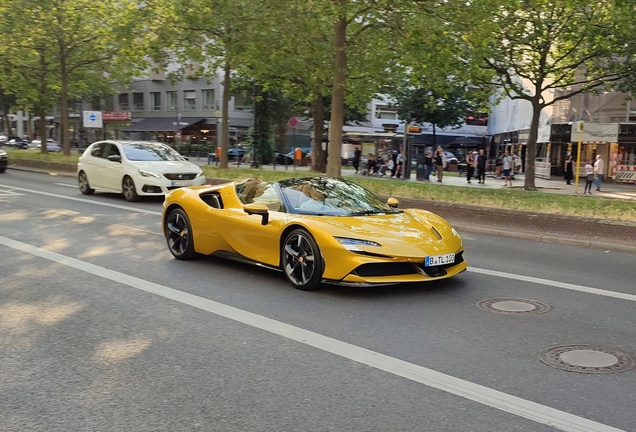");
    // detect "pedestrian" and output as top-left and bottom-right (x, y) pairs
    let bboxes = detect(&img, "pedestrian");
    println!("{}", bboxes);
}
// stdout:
(364, 153), (377, 176)
(395, 151), (403, 178)
(502, 151), (514, 186)
(434, 146), (446, 182)
(377, 155), (390, 176)
(352, 146), (361, 173)
(390, 153), (398, 177)
(466, 151), (476, 184)
(564, 154), (574, 185)
(495, 154), (503, 178)
(476, 149), (487, 184)
(294, 147), (303, 168)
(424, 151), (433, 181)
(584, 159), (594, 194)
(386, 155), (395, 177)
(594, 154), (604, 191)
